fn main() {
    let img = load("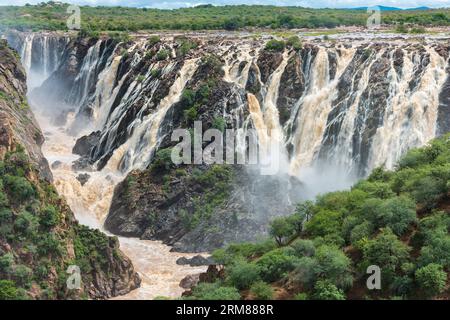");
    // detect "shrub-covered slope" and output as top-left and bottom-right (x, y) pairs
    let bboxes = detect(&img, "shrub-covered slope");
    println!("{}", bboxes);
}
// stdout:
(0, 41), (140, 300)
(186, 135), (450, 300)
